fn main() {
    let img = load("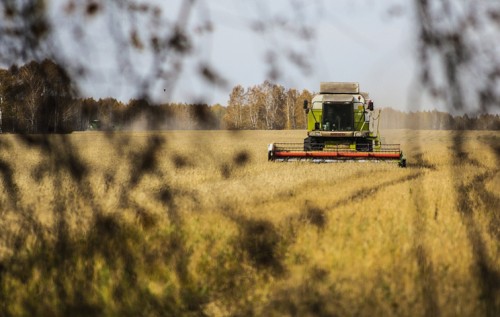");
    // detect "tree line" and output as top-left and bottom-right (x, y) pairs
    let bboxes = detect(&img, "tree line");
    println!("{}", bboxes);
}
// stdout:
(0, 60), (226, 133)
(0, 60), (75, 133)
(223, 83), (499, 130)
(0, 60), (498, 133)
(380, 108), (500, 130)
(222, 81), (312, 130)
